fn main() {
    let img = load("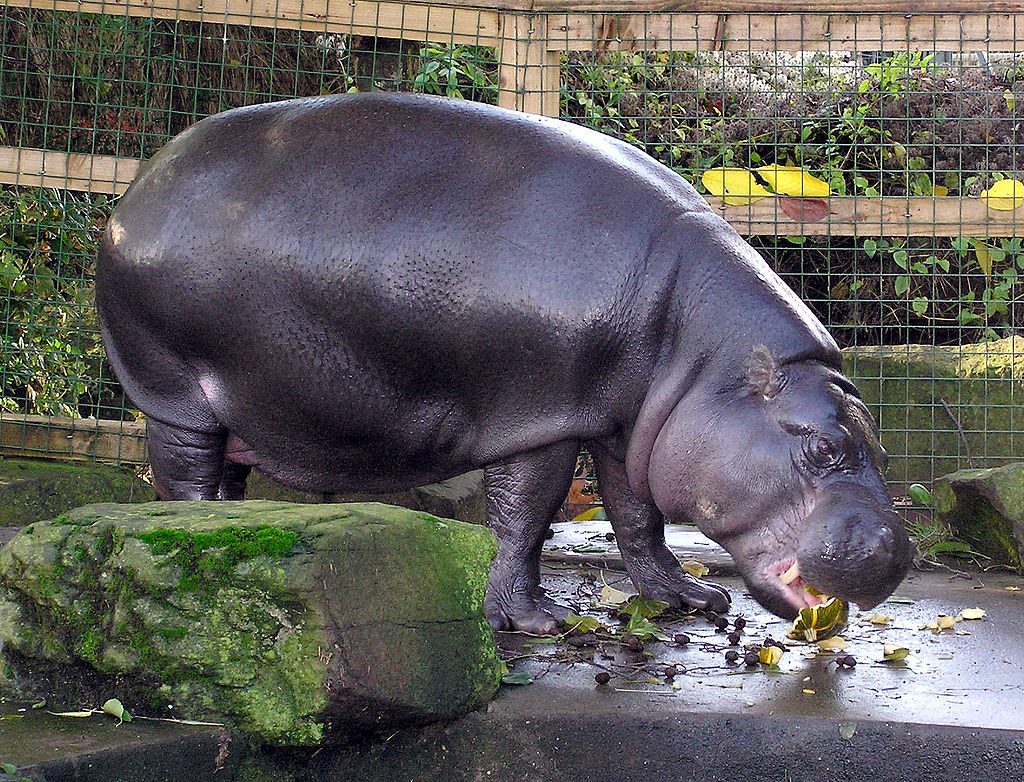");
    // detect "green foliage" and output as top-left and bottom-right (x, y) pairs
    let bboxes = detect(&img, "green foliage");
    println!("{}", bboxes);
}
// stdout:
(413, 45), (497, 102)
(0, 188), (112, 416)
